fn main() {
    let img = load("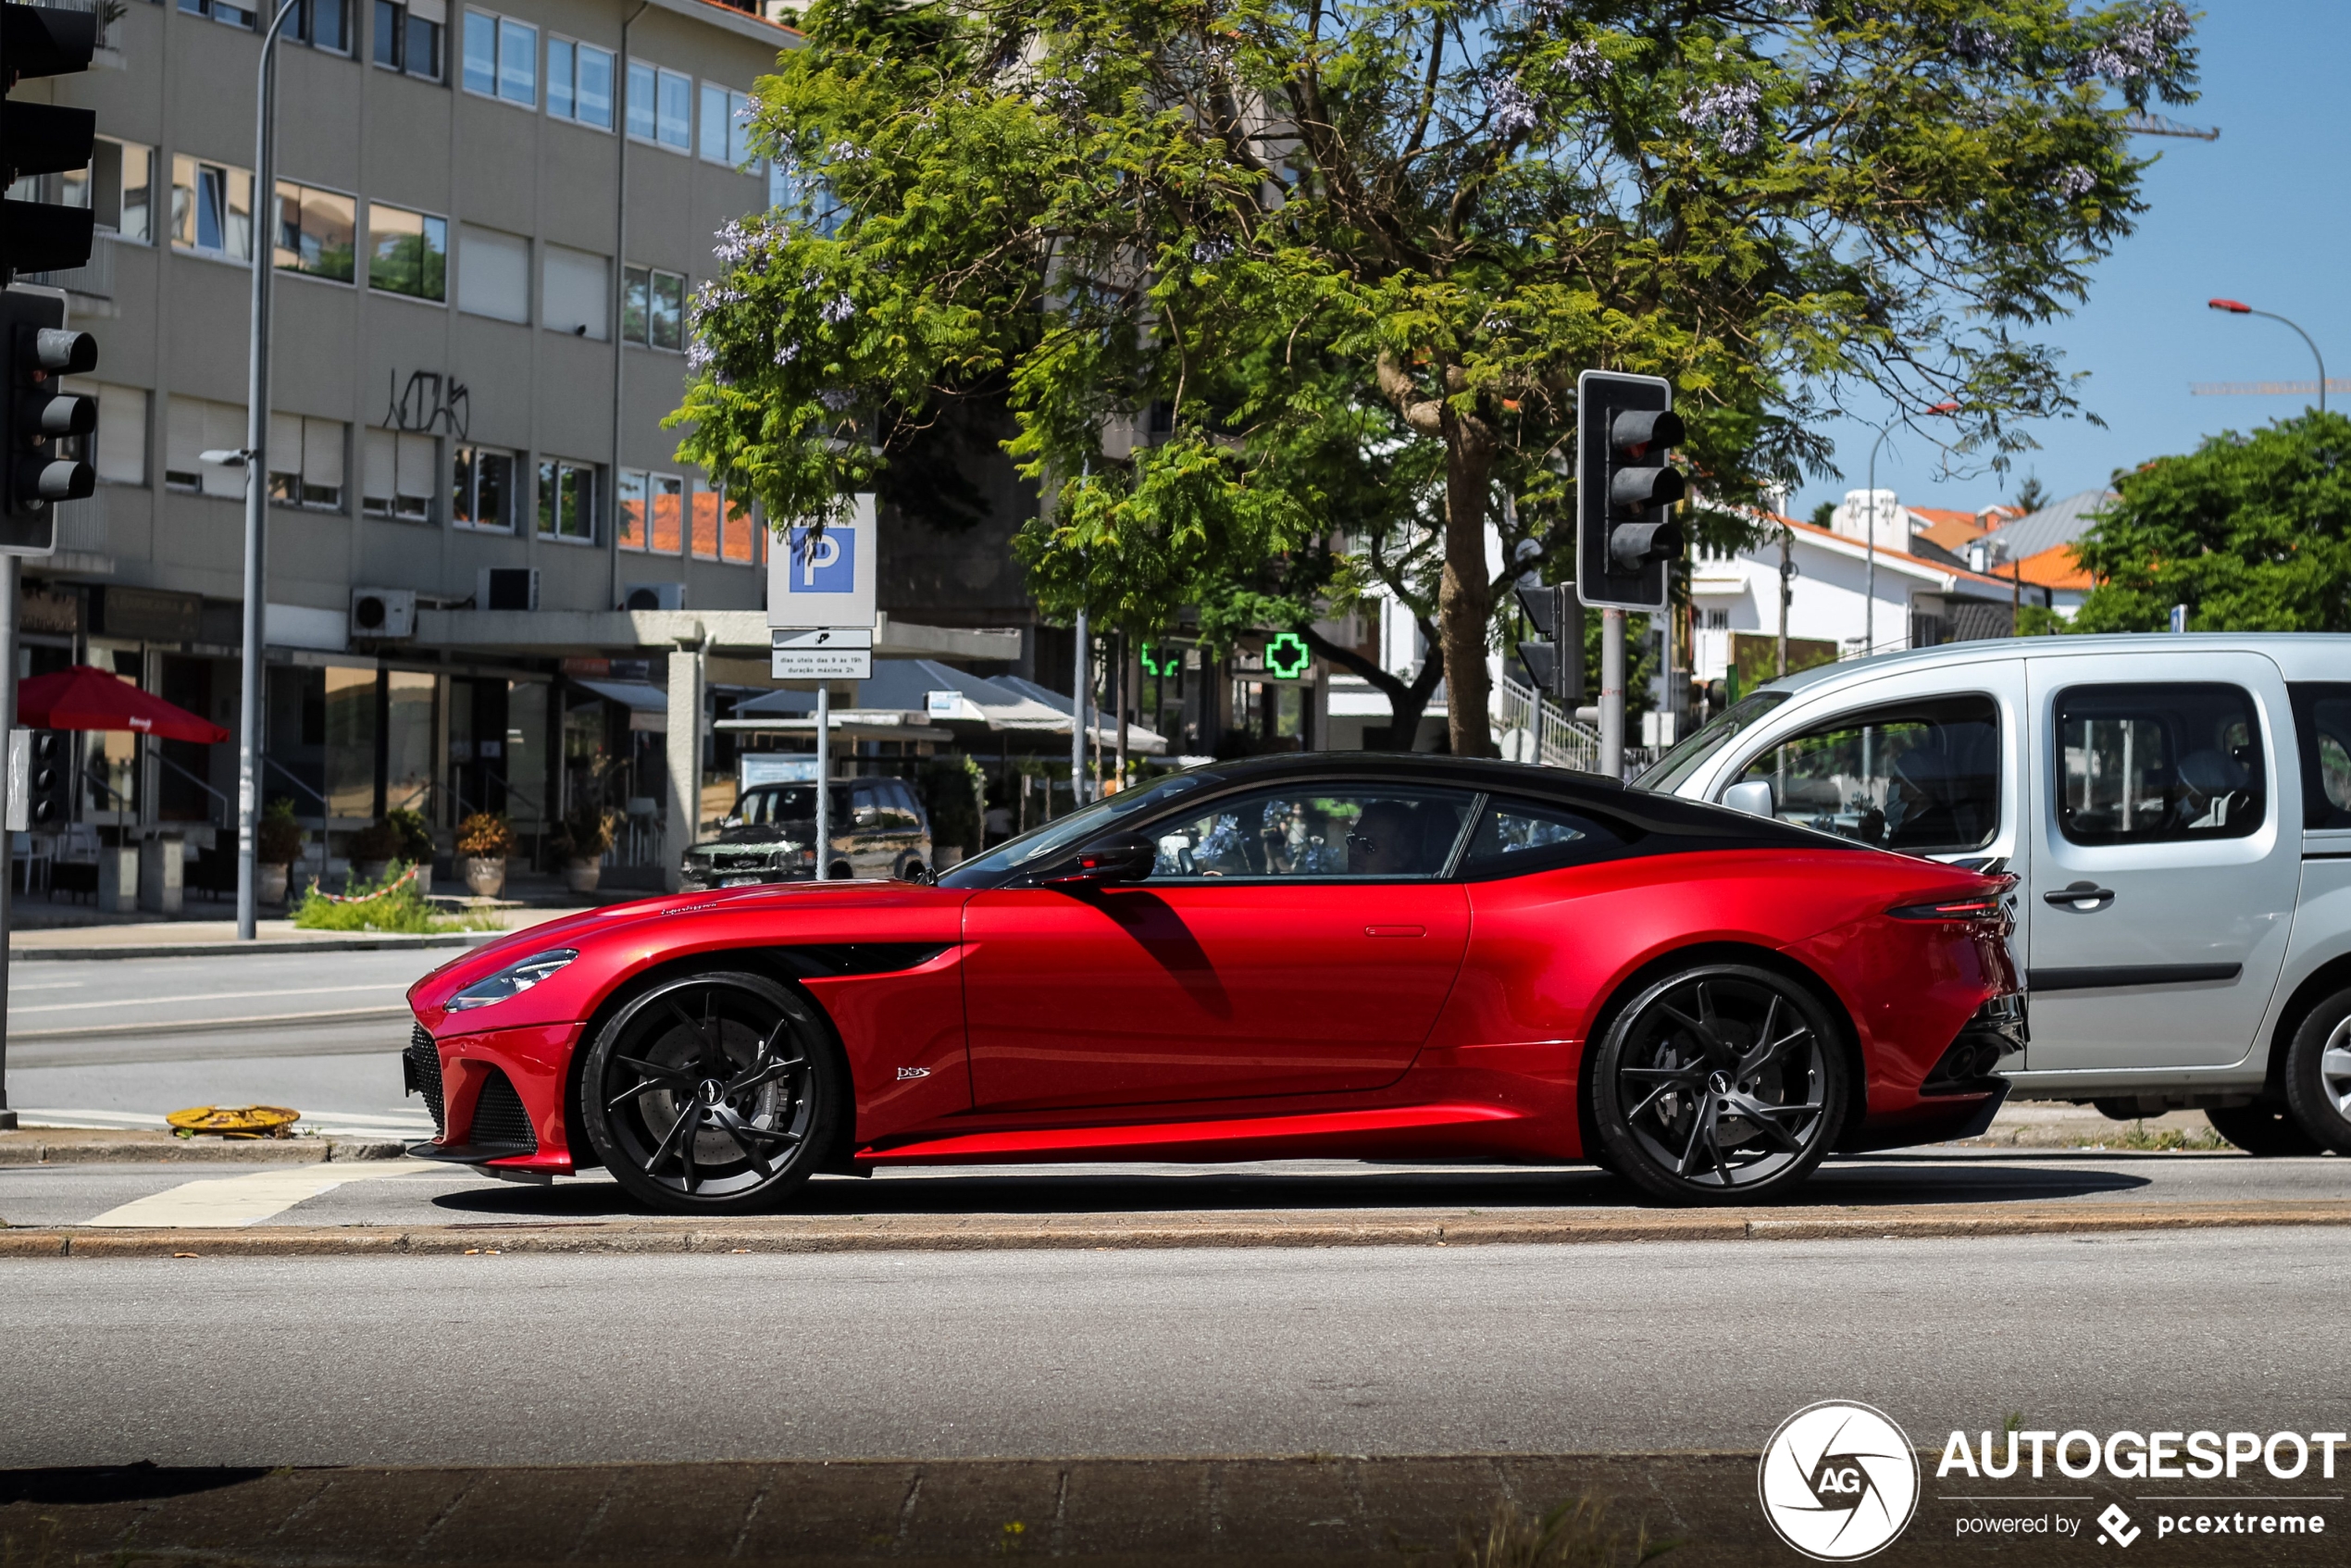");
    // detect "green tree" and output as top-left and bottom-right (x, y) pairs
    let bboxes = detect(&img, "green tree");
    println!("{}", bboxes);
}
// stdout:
(2069, 412), (2351, 633)
(678, 0), (2195, 754)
